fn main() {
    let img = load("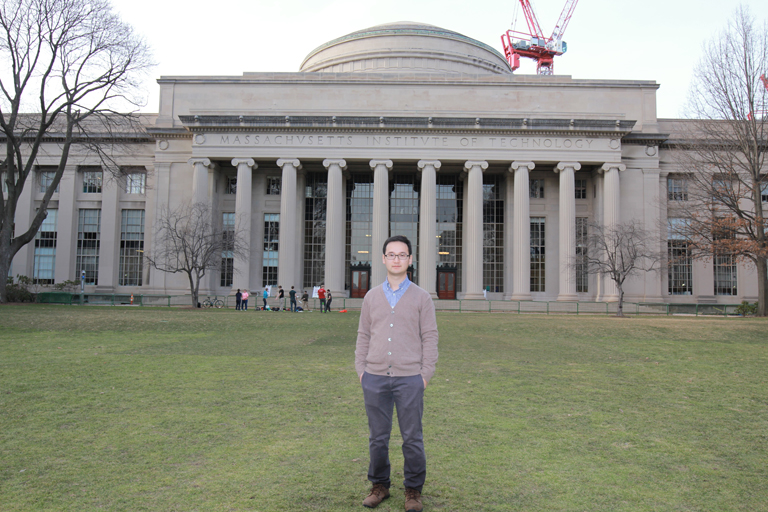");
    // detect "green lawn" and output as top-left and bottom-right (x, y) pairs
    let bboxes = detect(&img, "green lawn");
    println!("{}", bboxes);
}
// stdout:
(1, 306), (766, 511)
